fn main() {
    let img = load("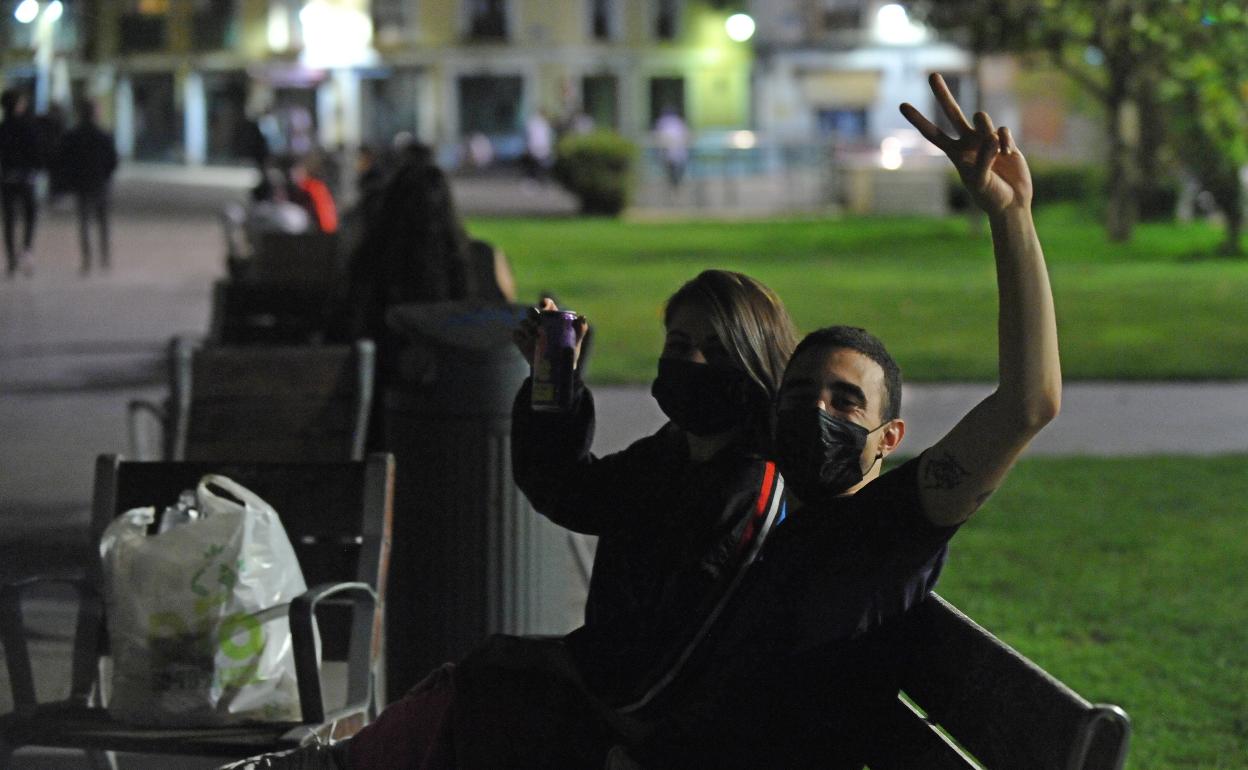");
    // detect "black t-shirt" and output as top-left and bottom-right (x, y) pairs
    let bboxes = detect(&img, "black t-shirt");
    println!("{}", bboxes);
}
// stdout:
(638, 453), (960, 768)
